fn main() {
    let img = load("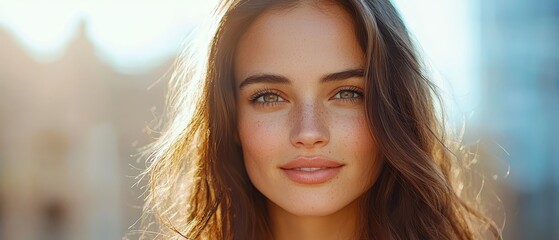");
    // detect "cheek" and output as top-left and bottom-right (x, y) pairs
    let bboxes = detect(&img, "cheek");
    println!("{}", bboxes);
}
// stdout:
(334, 111), (379, 181)
(355, 118), (380, 187)
(351, 115), (376, 156)
(333, 109), (373, 149)
(353, 115), (374, 149)
(237, 110), (289, 192)
(237, 111), (285, 167)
